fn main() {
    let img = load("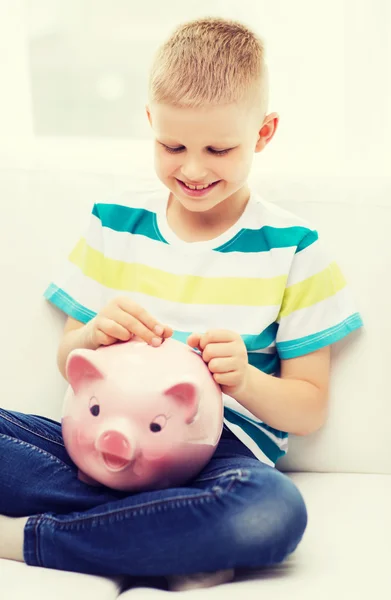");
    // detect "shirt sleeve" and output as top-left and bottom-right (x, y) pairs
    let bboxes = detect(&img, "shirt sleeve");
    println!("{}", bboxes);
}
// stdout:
(43, 203), (106, 324)
(275, 229), (364, 359)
